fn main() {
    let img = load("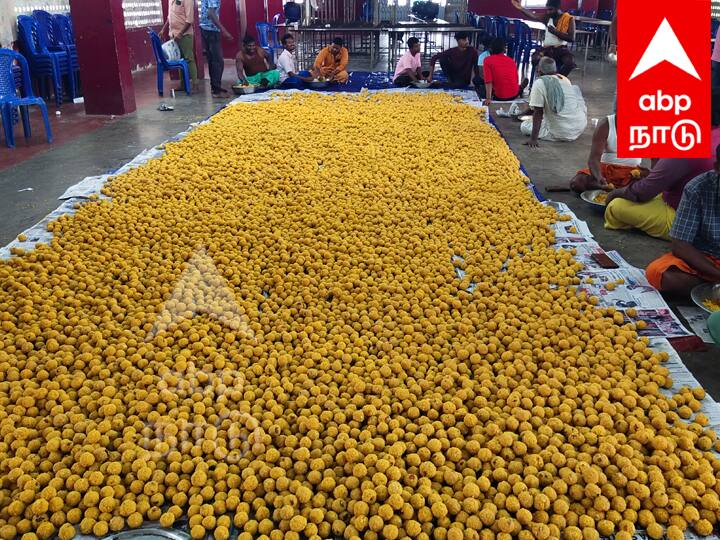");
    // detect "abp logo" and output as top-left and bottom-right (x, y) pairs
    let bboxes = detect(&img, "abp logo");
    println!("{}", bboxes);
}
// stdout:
(617, 0), (710, 158)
